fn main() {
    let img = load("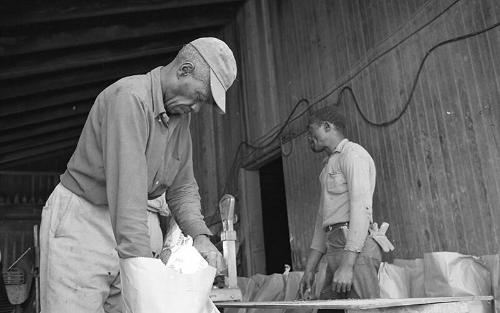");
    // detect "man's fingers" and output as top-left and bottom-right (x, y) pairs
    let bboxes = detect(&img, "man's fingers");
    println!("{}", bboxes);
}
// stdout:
(297, 283), (304, 299)
(216, 253), (226, 274)
(206, 251), (218, 268)
(334, 281), (350, 294)
(341, 282), (347, 294)
(334, 281), (342, 294)
(298, 279), (311, 300)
